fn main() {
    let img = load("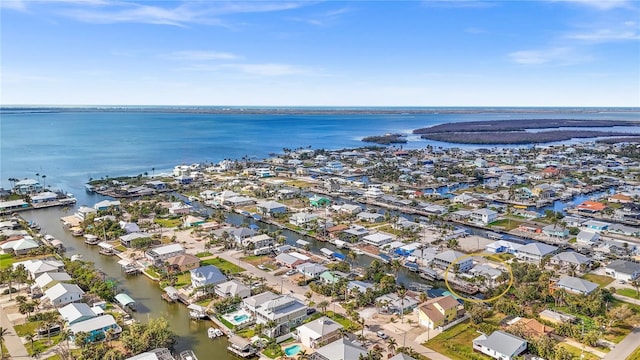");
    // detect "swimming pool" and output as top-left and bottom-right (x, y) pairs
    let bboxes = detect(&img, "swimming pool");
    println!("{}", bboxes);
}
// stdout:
(222, 309), (253, 326)
(284, 345), (301, 357)
(233, 314), (249, 322)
